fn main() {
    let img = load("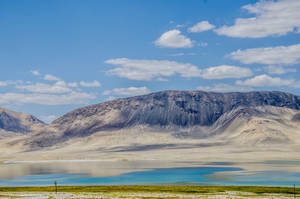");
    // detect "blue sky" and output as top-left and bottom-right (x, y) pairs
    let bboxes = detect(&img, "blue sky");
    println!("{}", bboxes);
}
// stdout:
(0, 0), (300, 123)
